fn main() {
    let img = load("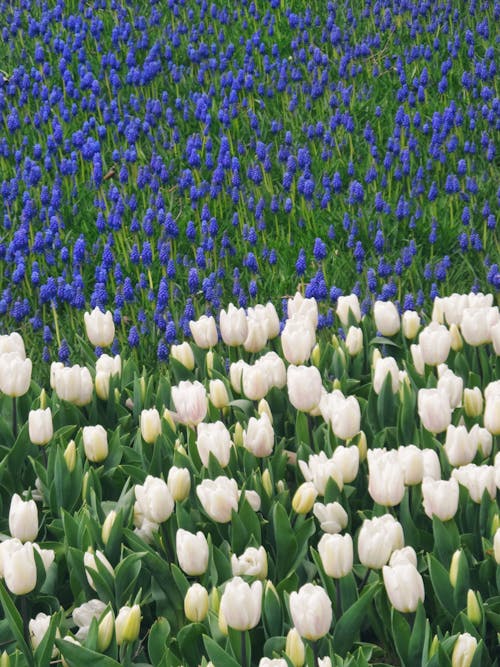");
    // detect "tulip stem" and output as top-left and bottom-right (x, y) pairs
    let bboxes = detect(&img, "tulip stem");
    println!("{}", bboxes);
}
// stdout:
(20, 595), (29, 645)
(307, 414), (314, 448)
(241, 630), (247, 667)
(311, 640), (320, 666)
(12, 396), (17, 440)
(358, 568), (370, 592)
(336, 578), (342, 616)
